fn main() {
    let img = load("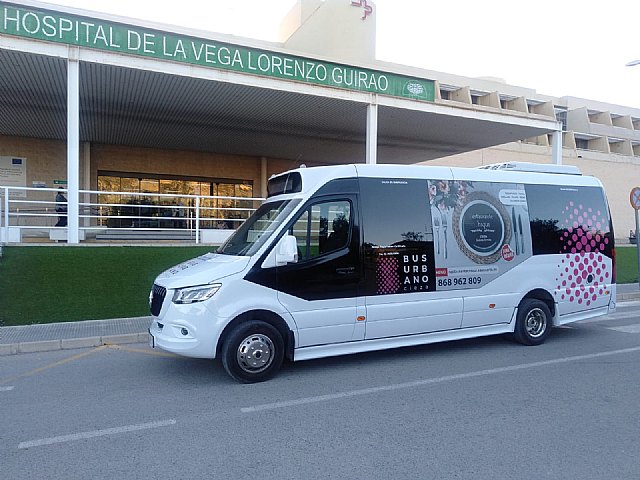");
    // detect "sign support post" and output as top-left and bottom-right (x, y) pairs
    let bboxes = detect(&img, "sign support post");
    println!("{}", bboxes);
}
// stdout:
(629, 187), (640, 288)
(636, 210), (640, 289)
